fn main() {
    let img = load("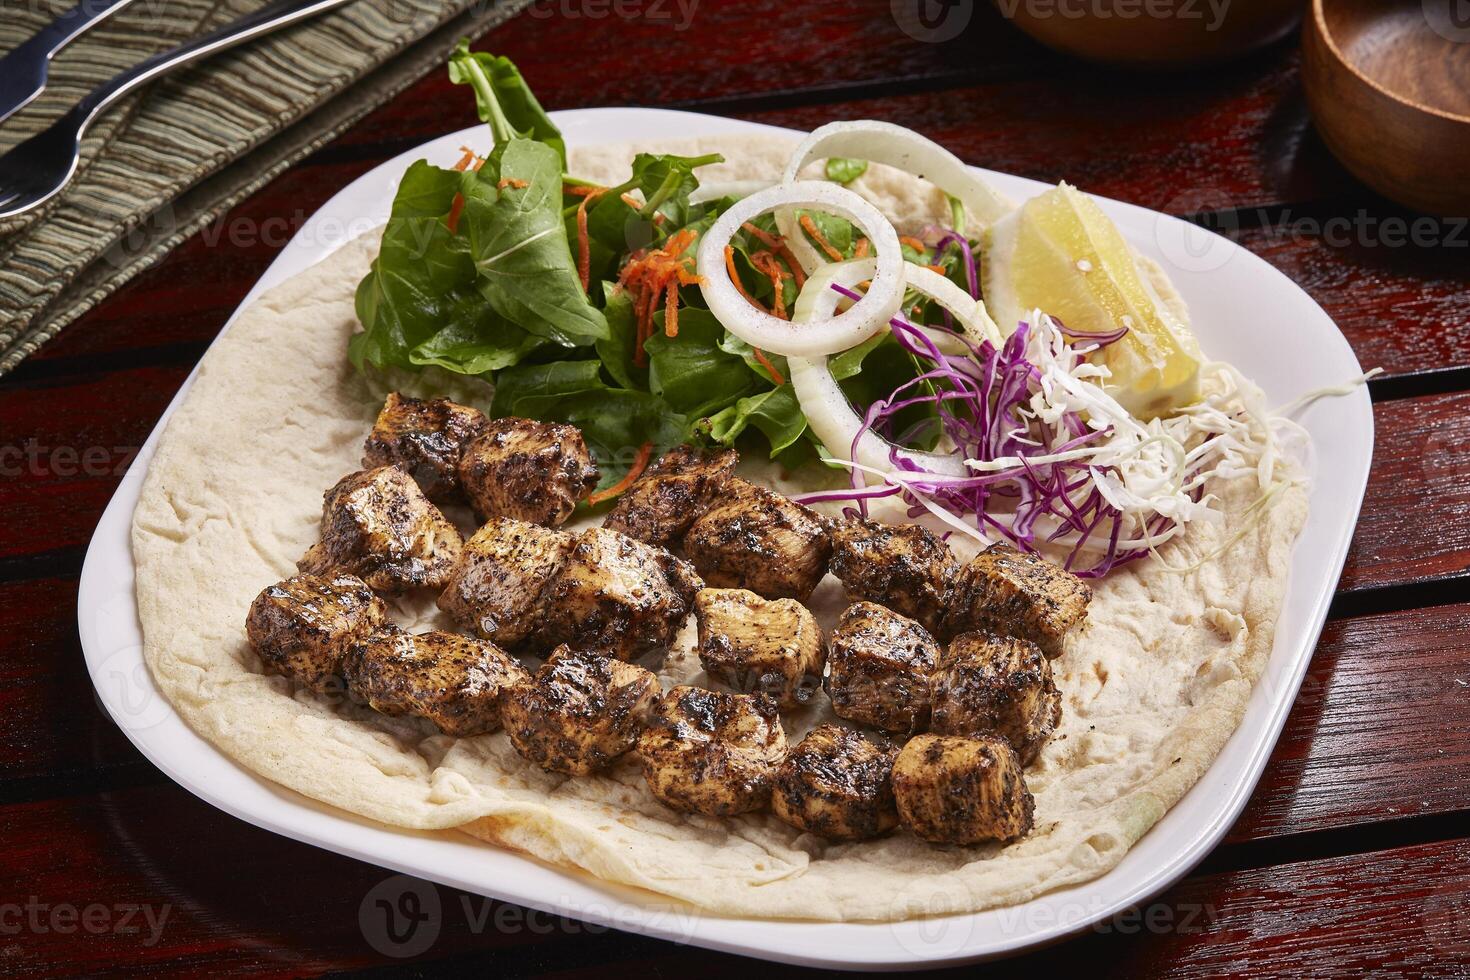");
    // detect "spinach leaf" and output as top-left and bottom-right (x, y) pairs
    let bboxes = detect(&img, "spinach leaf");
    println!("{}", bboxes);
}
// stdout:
(704, 385), (808, 456)
(594, 284), (647, 390)
(448, 40), (564, 166)
(490, 358), (686, 490)
(644, 308), (758, 419)
(825, 157), (868, 184)
(351, 162), (477, 371)
(490, 359), (605, 416)
(463, 139), (609, 347)
(719, 331), (789, 386)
